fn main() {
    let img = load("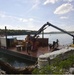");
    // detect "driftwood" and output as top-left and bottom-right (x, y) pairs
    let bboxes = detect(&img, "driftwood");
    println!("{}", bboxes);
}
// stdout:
(0, 60), (36, 74)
